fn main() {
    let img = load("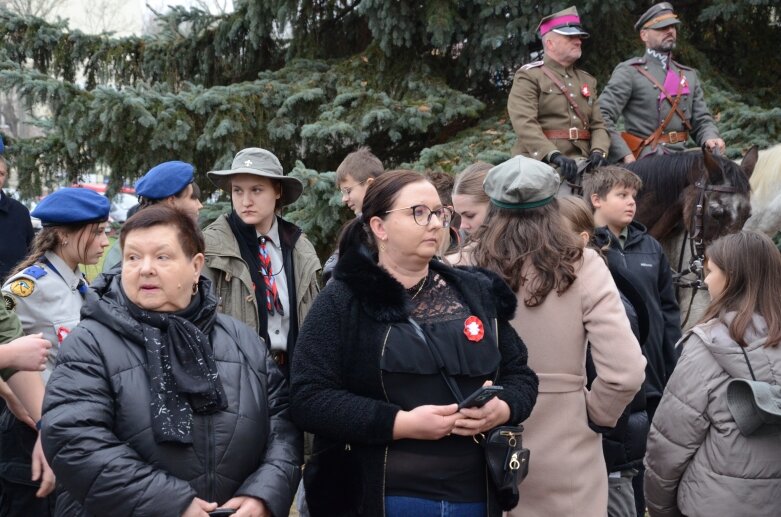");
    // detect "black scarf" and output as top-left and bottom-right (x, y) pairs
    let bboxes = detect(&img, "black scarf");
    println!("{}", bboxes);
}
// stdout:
(227, 211), (269, 341)
(123, 279), (228, 445)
